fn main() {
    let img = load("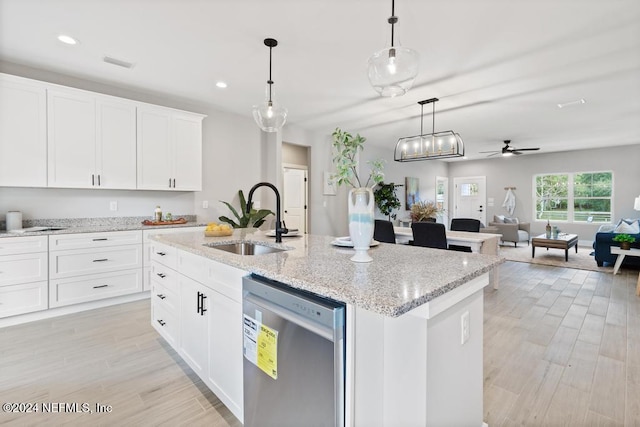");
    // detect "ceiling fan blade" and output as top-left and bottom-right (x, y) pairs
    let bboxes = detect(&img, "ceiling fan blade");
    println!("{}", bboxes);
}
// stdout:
(514, 147), (540, 151)
(479, 150), (499, 154)
(486, 152), (501, 157)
